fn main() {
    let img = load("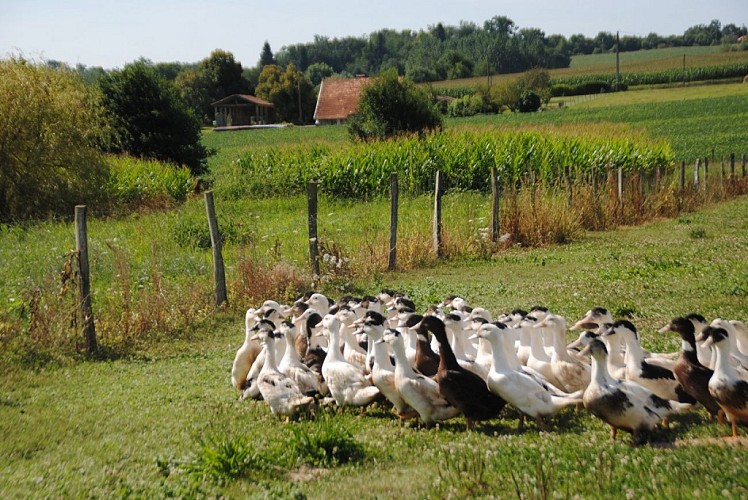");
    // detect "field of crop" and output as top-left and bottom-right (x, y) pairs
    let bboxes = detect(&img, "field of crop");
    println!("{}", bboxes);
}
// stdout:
(2, 78), (748, 498)
(431, 45), (748, 90)
(451, 83), (748, 163)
